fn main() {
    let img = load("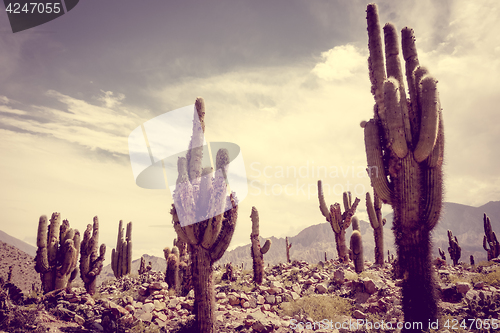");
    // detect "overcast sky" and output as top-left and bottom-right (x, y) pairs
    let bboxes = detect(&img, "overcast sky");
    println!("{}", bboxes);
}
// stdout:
(1, 0), (499, 263)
